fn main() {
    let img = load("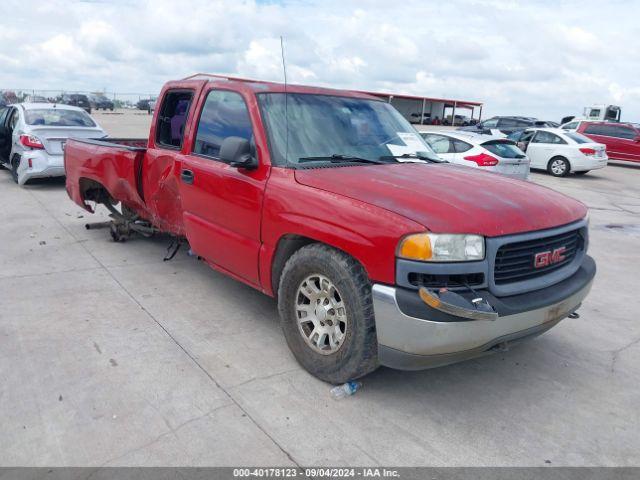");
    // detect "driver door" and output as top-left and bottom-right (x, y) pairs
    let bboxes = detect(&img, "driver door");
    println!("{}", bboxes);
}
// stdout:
(178, 88), (269, 287)
(0, 107), (12, 163)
